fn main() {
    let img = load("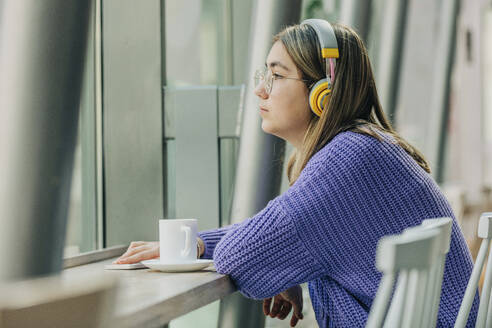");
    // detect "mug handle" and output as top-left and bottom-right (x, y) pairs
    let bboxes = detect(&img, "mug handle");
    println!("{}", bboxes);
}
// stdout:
(181, 226), (191, 257)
